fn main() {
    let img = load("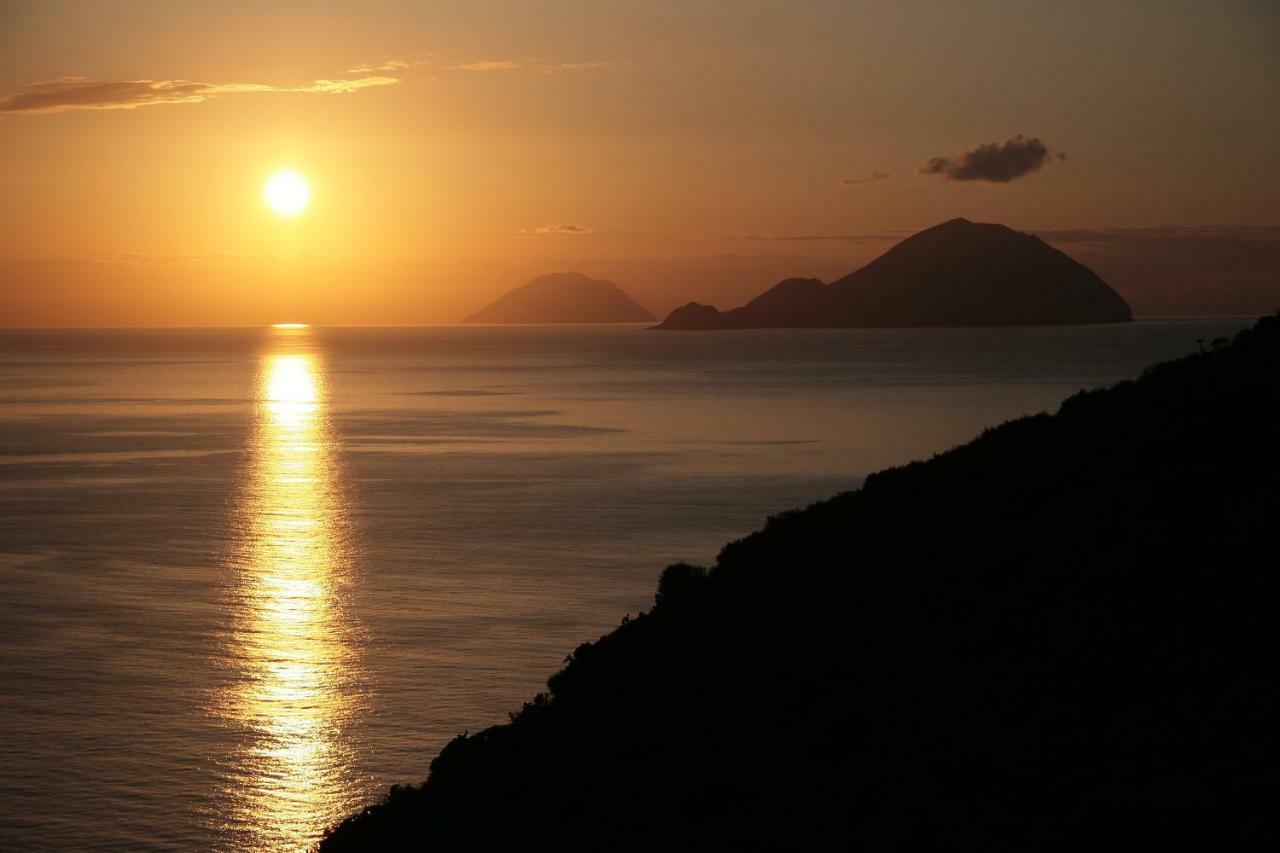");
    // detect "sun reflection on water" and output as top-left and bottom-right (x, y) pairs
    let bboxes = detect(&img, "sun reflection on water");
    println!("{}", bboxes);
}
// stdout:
(217, 327), (364, 851)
